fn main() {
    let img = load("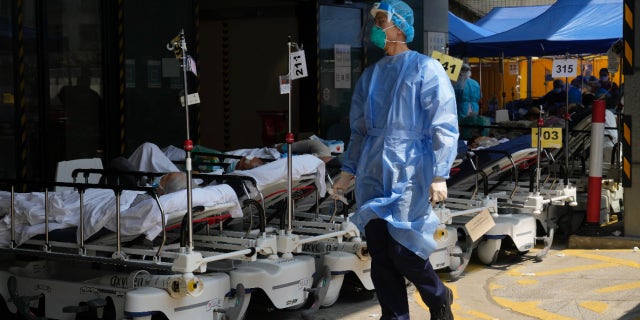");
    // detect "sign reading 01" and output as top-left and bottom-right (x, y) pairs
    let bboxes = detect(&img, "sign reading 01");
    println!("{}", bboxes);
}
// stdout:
(531, 127), (563, 148)
(431, 51), (463, 82)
